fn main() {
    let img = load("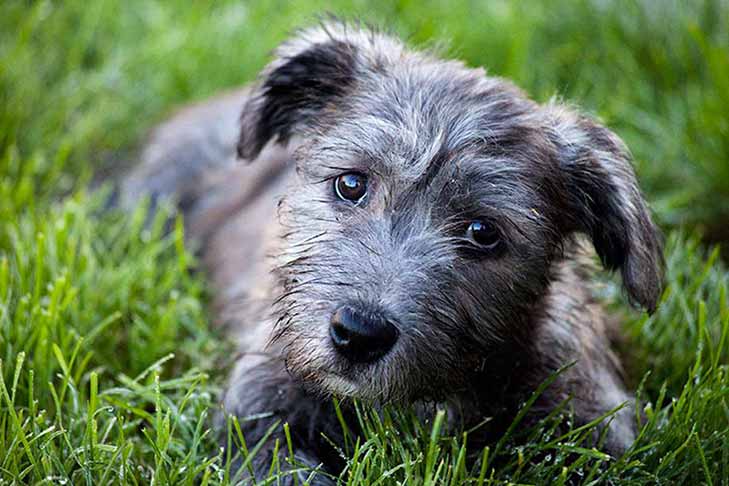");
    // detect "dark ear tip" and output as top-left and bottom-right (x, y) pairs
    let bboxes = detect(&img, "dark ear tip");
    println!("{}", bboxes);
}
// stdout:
(235, 143), (246, 160)
(236, 141), (253, 161)
(628, 288), (660, 316)
(642, 294), (659, 315)
(624, 262), (664, 315)
(236, 122), (264, 162)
